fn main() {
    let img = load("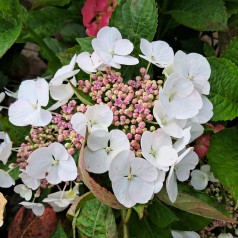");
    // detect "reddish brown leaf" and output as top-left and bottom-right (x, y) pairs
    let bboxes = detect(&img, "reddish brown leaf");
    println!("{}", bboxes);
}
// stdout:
(8, 206), (58, 238)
